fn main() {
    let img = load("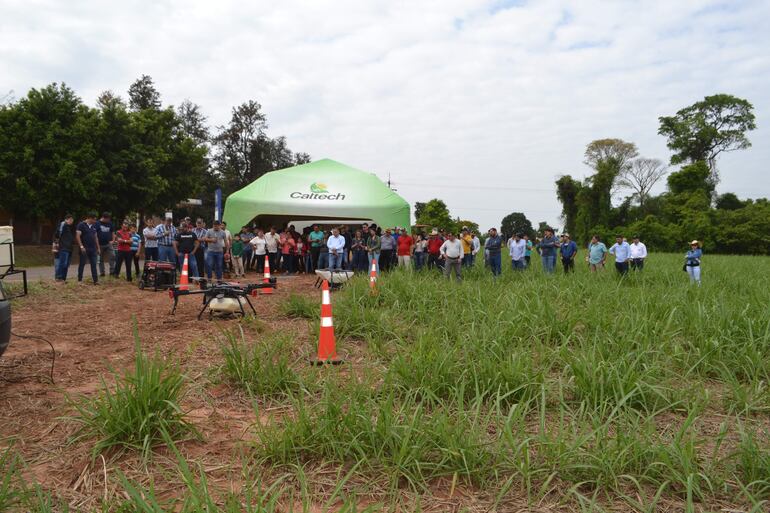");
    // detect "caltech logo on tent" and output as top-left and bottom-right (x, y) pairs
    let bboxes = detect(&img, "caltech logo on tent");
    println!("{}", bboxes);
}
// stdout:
(310, 182), (328, 193)
(290, 182), (346, 200)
